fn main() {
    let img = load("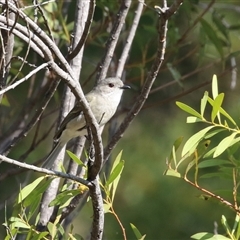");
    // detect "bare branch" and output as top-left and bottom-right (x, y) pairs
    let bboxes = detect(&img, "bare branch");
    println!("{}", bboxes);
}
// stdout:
(104, 0), (183, 161)
(67, 0), (96, 61)
(0, 154), (91, 187)
(96, 0), (132, 81)
(177, 0), (215, 45)
(89, 178), (104, 240)
(116, 0), (144, 78)
(0, 78), (59, 155)
(0, 63), (48, 95)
